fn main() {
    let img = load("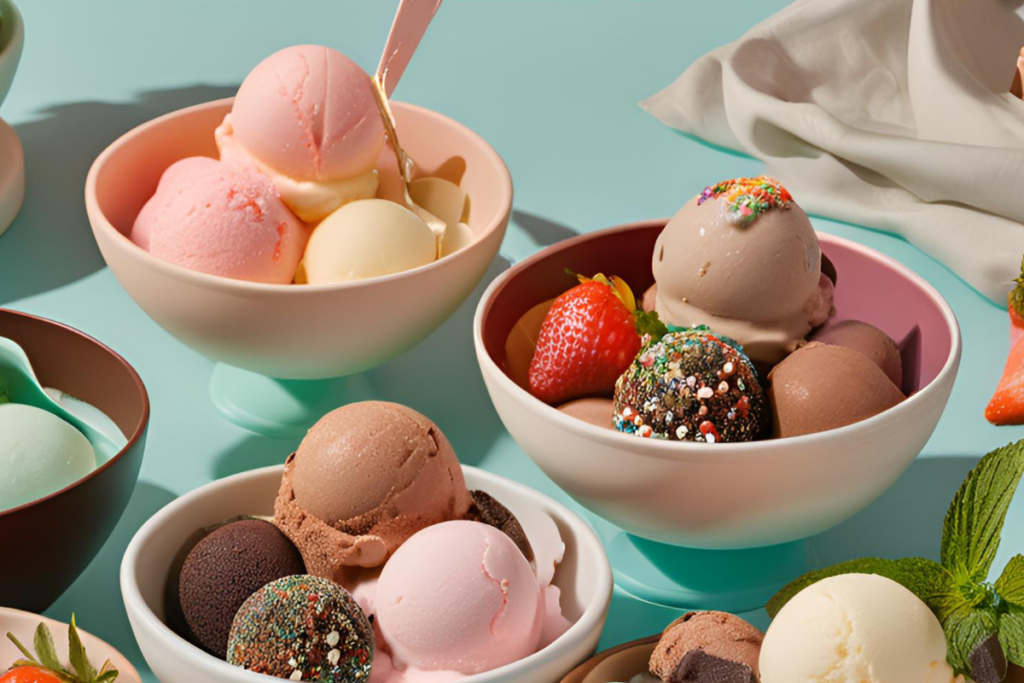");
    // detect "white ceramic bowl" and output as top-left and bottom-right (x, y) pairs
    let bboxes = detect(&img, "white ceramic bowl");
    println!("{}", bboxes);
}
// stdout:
(0, 607), (142, 683)
(86, 98), (511, 380)
(121, 465), (612, 683)
(474, 221), (962, 550)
